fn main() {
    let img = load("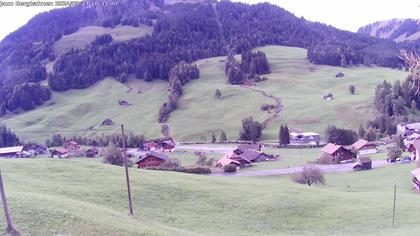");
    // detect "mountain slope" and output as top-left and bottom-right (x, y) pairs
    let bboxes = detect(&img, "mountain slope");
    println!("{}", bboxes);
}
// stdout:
(3, 46), (408, 143)
(358, 19), (420, 42)
(0, 0), (414, 116)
